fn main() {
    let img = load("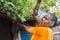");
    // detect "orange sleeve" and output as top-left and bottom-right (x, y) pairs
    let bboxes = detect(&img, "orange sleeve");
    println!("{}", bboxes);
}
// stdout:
(32, 27), (41, 35)
(32, 27), (45, 35)
(32, 27), (53, 40)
